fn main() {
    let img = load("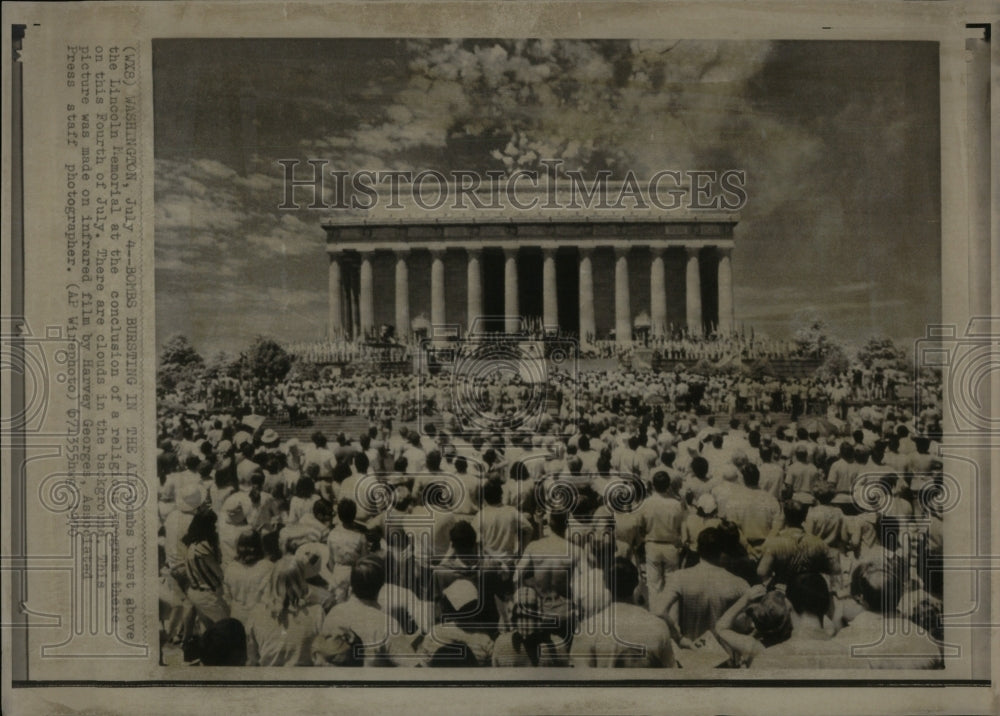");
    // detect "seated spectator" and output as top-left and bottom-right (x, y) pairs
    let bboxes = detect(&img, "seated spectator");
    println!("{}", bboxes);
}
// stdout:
(245, 556), (323, 666)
